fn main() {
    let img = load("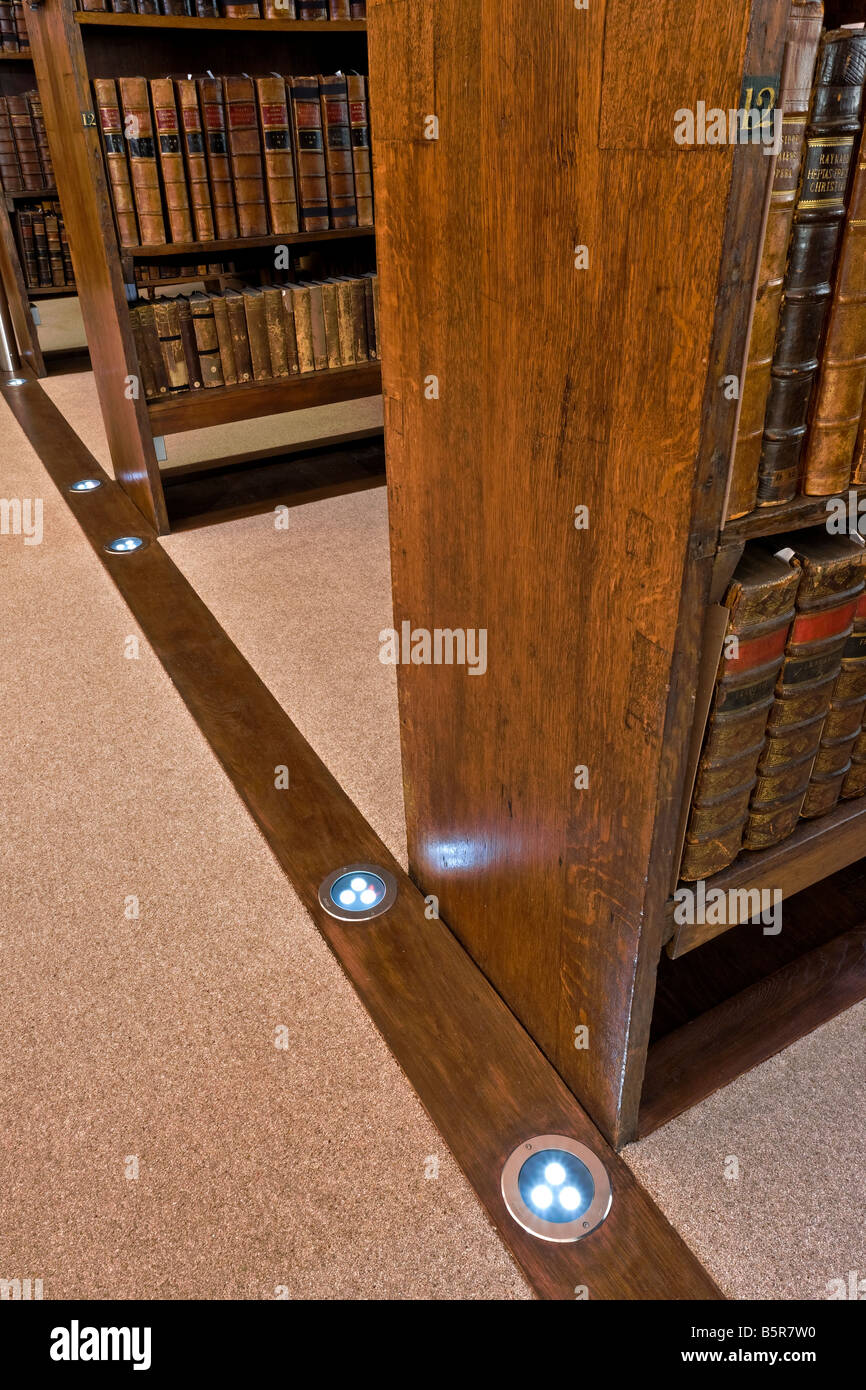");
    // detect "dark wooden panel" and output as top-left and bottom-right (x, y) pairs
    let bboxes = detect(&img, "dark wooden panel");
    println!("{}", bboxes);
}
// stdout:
(368, 0), (786, 1146)
(2, 374), (723, 1302)
(668, 799), (866, 957)
(149, 362), (381, 434)
(640, 925), (866, 1138)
